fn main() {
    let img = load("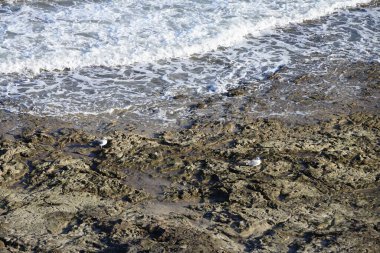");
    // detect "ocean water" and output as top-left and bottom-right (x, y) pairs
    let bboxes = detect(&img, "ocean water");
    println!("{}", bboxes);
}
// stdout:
(0, 0), (379, 123)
